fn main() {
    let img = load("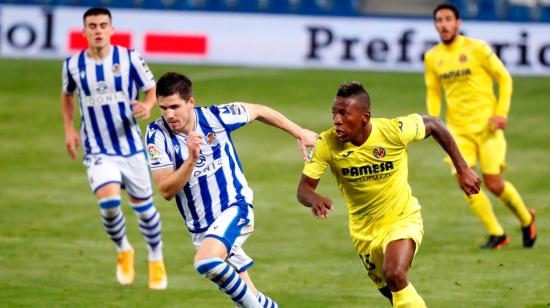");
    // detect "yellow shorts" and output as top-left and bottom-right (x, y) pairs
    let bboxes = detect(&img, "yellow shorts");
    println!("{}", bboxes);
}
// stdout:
(446, 129), (507, 175)
(353, 210), (423, 289)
